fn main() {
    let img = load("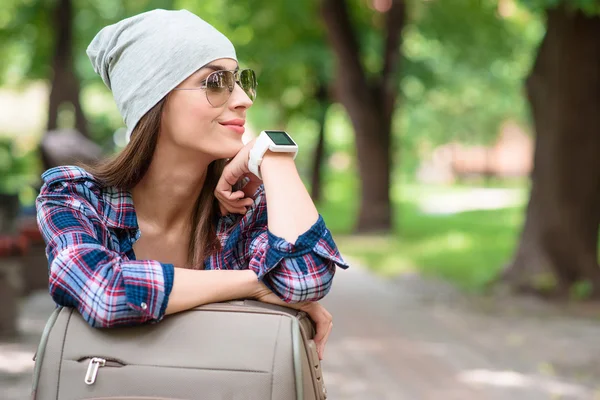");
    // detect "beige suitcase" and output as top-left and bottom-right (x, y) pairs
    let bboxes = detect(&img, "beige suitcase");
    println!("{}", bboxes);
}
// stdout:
(31, 300), (327, 400)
